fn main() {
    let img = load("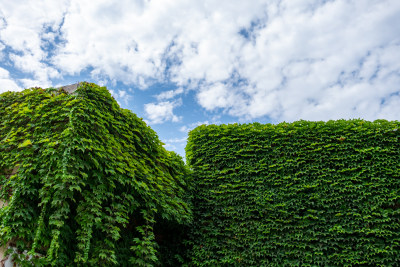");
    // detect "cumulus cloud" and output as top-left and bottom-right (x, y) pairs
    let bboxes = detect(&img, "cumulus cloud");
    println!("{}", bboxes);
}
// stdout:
(1, 0), (399, 121)
(156, 87), (184, 101)
(58, 0), (400, 121)
(0, 0), (68, 87)
(0, 41), (5, 59)
(0, 79), (20, 93)
(144, 99), (182, 124)
(163, 143), (177, 151)
(109, 88), (133, 106)
(180, 121), (210, 133)
(164, 137), (187, 144)
(161, 137), (187, 152)
(0, 67), (21, 92)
